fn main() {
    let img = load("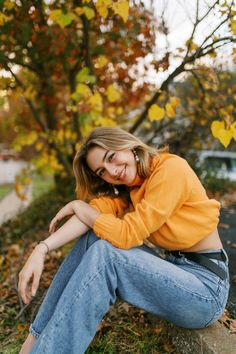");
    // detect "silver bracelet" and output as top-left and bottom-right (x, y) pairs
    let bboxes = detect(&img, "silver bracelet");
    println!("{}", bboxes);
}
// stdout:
(39, 241), (50, 253)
